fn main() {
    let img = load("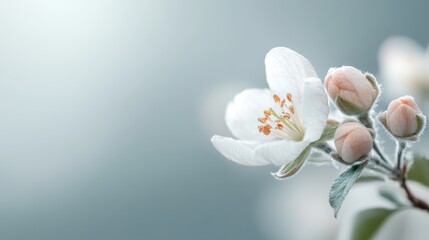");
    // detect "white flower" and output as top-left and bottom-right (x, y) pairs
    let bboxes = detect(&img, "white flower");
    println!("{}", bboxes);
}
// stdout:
(379, 36), (429, 98)
(211, 47), (329, 171)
